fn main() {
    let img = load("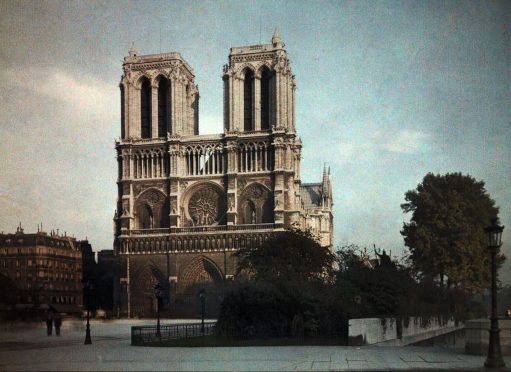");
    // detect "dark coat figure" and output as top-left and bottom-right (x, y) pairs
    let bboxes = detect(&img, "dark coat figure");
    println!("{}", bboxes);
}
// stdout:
(54, 313), (62, 336)
(45, 311), (53, 336)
